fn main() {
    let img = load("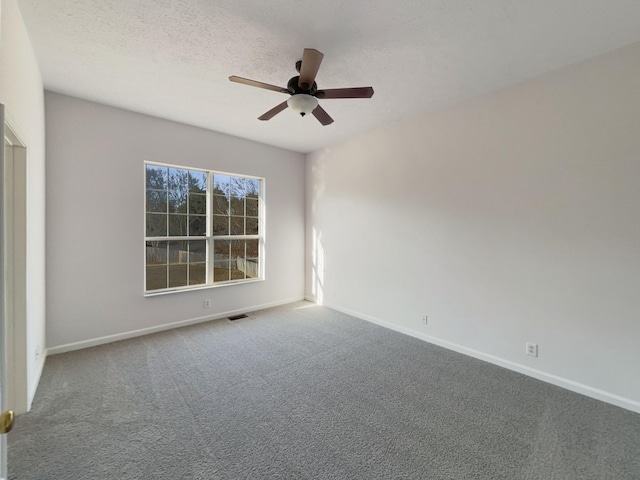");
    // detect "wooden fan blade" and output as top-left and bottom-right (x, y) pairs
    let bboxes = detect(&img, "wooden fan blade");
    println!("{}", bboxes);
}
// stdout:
(258, 101), (289, 121)
(298, 49), (324, 89)
(229, 76), (289, 94)
(312, 105), (334, 126)
(316, 87), (374, 99)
